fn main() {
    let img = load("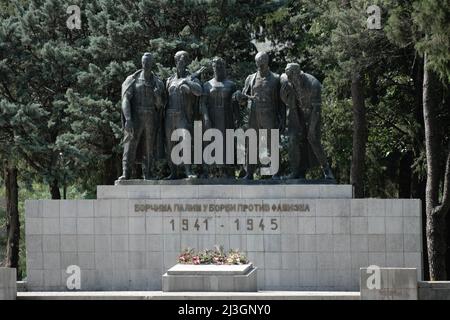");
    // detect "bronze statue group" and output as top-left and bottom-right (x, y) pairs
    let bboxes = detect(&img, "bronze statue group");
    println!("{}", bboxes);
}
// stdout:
(118, 51), (334, 181)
